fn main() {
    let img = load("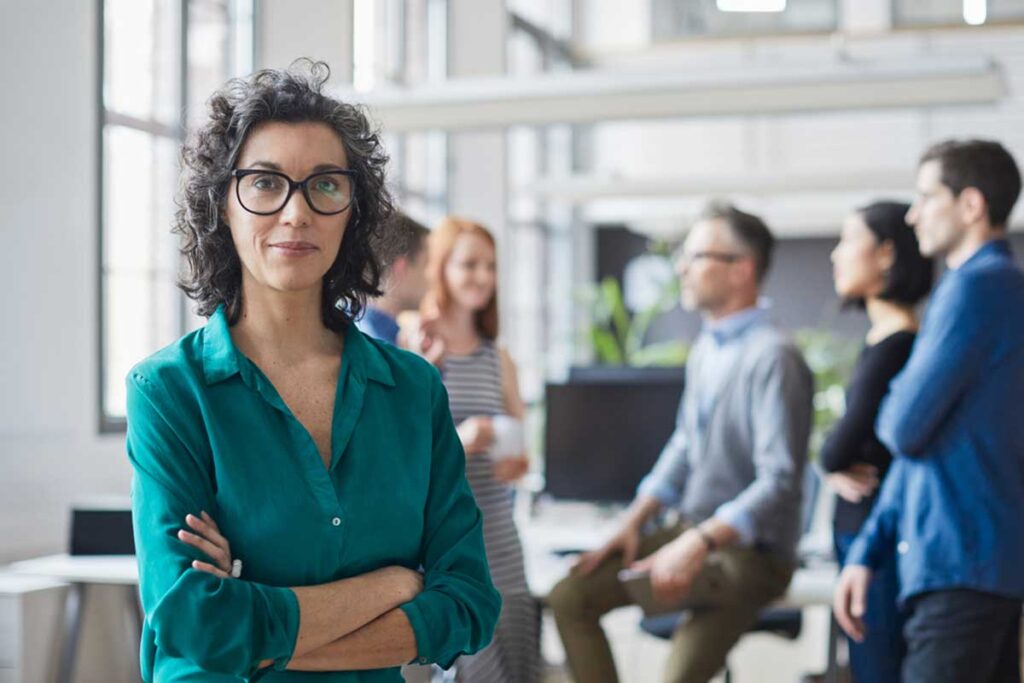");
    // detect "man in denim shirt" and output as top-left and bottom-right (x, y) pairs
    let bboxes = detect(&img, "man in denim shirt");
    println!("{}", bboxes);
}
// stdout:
(835, 140), (1024, 683)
